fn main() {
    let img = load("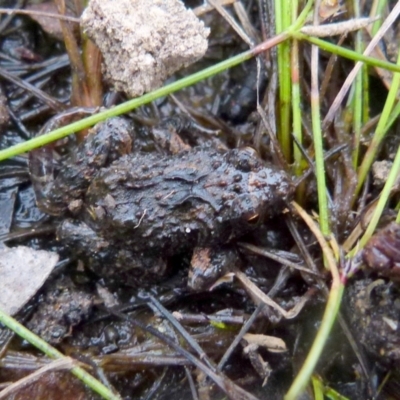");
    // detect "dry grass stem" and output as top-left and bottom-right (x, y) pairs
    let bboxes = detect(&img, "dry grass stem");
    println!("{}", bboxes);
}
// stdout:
(323, 1), (400, 128)
(235, 271), (313, 319)
(301, 17), (379, 37)
(0, 7), (80, 22)
(0, 358), (81, 399)
(291, 202), (339, 282)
